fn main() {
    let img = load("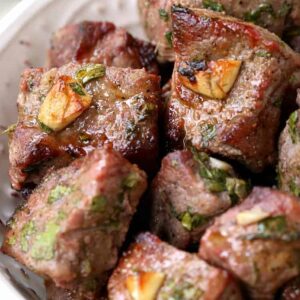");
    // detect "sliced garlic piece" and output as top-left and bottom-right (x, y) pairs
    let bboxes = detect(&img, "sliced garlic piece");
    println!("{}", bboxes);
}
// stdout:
(179, 59), (241, 100)
(236, 207), (271, 226)
(126, 271), (166, 300)
(38, 76), (92, 132)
